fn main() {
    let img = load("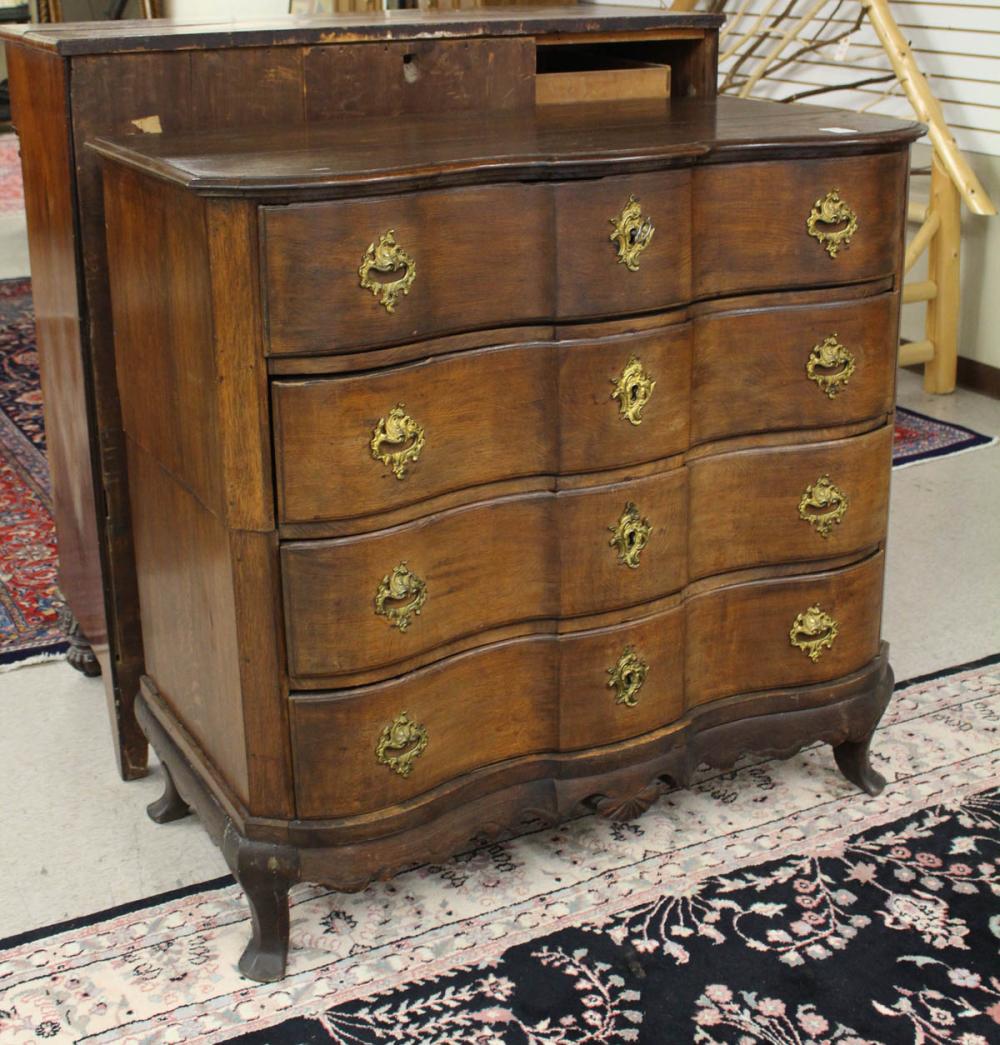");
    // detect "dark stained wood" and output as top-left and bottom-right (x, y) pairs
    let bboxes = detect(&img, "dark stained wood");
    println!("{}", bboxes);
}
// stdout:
(0, 8), (722, 56)
(5, 44), (147, 779)
(686, 552), (885, 707)
(260, 169), (693, 355)
(88, 98), (922, 199)
(688, 424), (892, 578)
(691, 291), (899, 445)
(281, 469), (688, 685)
(303, 38), (535, 120)
(146, 764), (190, 824)
(87, 21), (913, 981)
(694, 150), (910, 298)
(272, 322), (691, 526)
(261, 183), (554, 355)
(555, 169), (691, 318)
